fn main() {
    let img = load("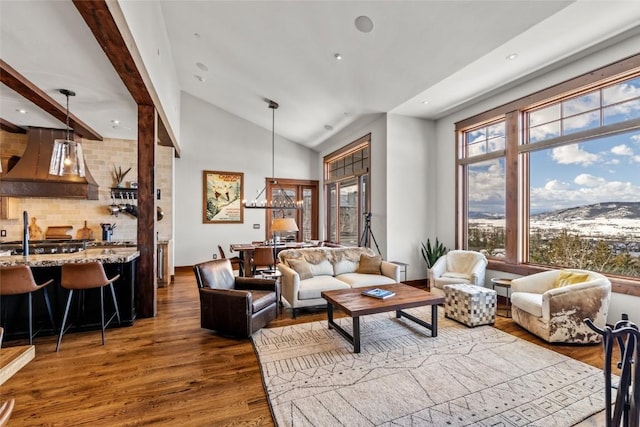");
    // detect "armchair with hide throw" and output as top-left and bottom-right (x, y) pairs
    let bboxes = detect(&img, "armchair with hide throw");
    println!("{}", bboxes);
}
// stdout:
(510, 269), (611, 344)
(193, 259), (279, 337)
(428, 250), (488, 297)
